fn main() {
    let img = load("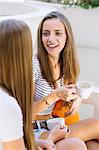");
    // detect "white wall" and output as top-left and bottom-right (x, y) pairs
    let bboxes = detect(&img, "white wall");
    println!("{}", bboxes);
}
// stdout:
(78, 47), (99, 87)
(58, 6), (99, 87)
